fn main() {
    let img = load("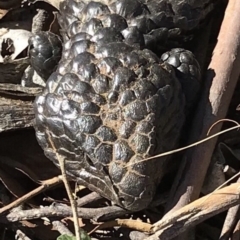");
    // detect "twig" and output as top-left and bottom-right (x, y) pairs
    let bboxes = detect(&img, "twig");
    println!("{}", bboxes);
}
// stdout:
(52, 220), (74, 236)
(0, 176), (62, 215)
(224, 165), (238, 178)
(77, 192), (102, 207)
(47, 132), (81, 240)
(164, 0), (240, 216)
(15, 230), (31, 240)
(0, 204), (128, 223)
(89, 219), (152, 235)
(32, 9), (48, 34)
(126, 124), (240, 167)
(219, 177), (240, 240)
(129, 231), (149, 240)
(145, 183), (240, 240)
(232, 220), (240, 240)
